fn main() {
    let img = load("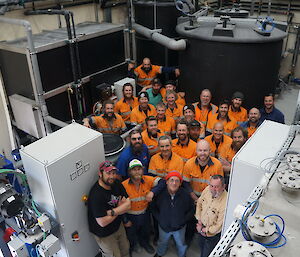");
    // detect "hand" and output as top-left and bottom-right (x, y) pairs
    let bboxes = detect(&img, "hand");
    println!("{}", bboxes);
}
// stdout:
(175, 68), (180, 77)
(145, 191), (154, 202)
(123, 221), (132, 228)
(196, 221), (202, 233)
(178, 92), (185, 98)
(190, 192), (198, 204)
(83, 118), (91, 128)
(200, 227), (207, 236)
(219, 157), (230, 166)
(118, 197), (127, 206)
(128, 62), (135, 70)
